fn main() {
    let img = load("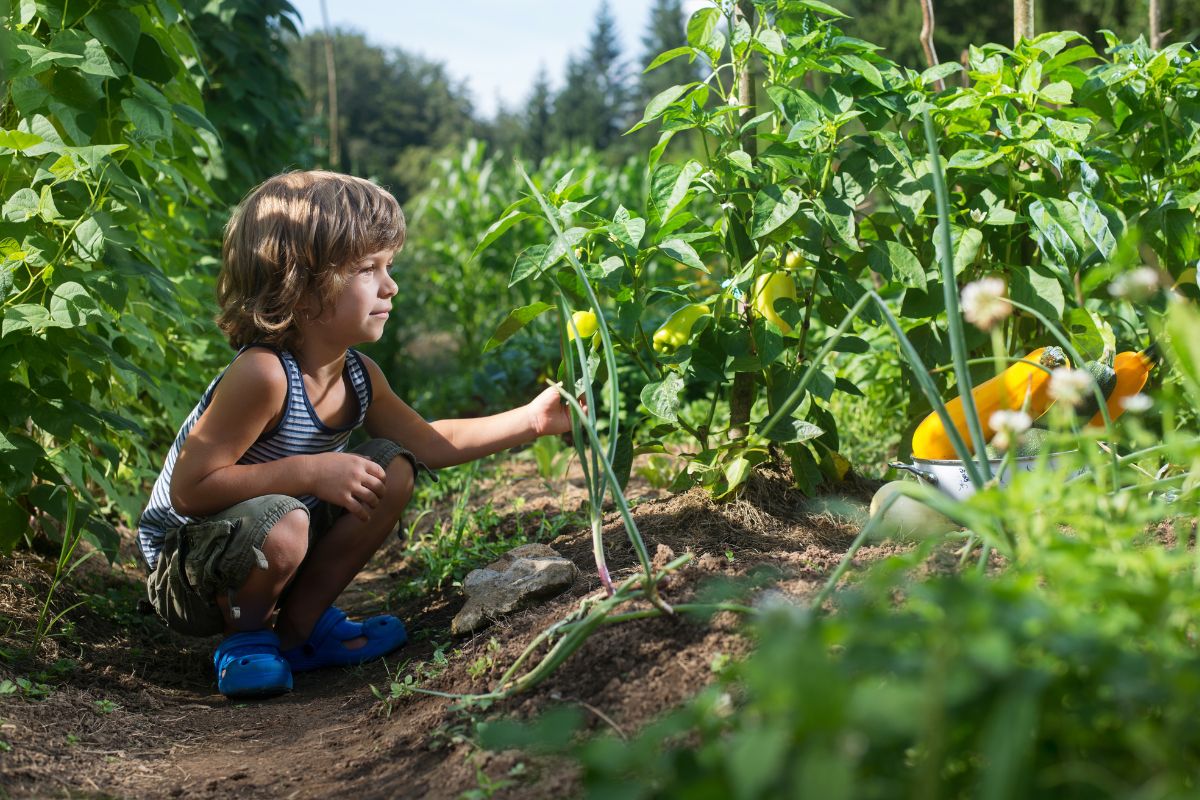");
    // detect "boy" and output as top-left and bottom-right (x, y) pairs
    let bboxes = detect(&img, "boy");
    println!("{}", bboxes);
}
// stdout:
(138, 171), (574, 698)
